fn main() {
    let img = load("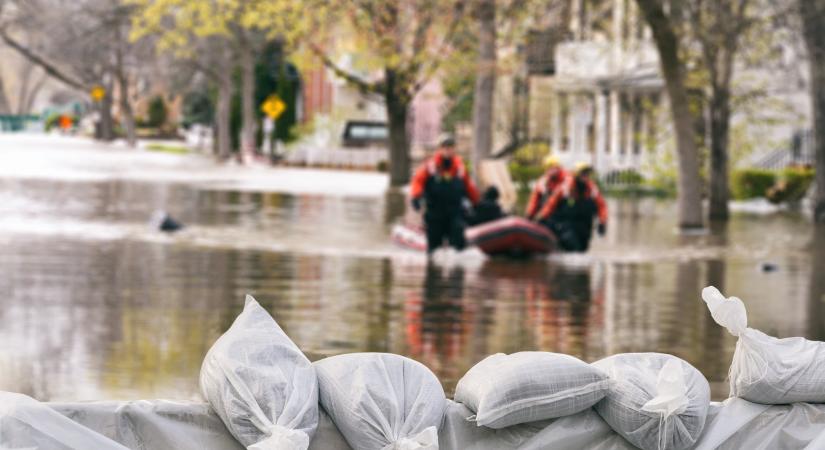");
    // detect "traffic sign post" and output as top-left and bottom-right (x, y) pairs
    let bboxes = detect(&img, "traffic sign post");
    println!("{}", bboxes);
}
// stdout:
(261, 95), (286, 163)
